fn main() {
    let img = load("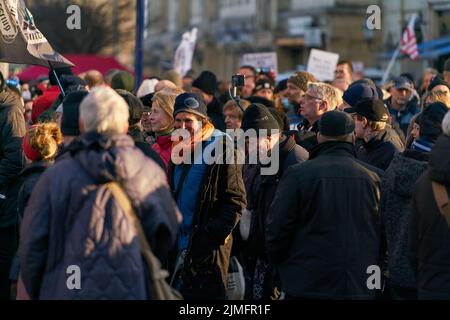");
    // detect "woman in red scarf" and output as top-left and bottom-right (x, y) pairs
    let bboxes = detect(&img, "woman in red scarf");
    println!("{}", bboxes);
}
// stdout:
(150, 88), (183, 169)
